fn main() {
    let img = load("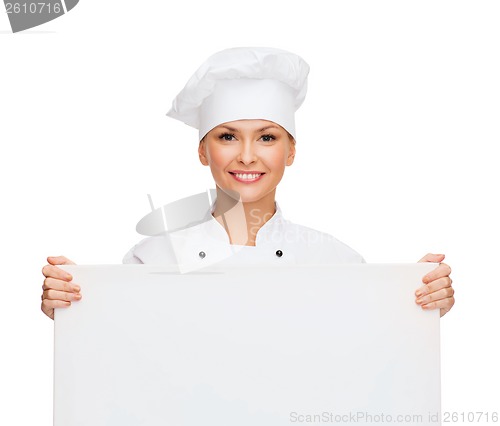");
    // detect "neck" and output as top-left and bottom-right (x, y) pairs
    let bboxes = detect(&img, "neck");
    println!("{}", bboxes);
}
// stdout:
(212, 187), (277, 246)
